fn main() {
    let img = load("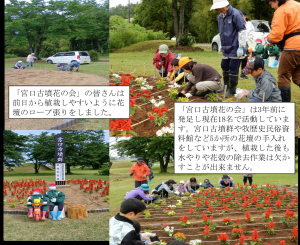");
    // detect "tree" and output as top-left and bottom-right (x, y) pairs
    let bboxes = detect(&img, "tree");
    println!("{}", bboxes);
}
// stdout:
(3, 131), (28, 171)
(26, 132), (55, 174)
(109, 3), (137, 19)
(113, 137), (174, 173)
